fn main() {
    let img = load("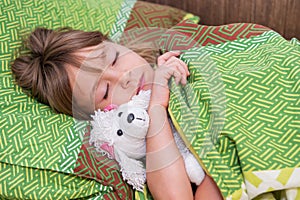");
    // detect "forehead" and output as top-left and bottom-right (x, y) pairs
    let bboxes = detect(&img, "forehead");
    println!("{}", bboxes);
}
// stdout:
(69, 41), (133, 87)
(76, 41), (131, 70)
